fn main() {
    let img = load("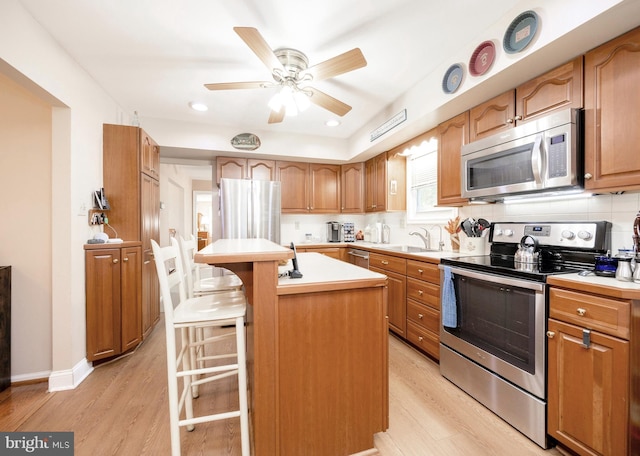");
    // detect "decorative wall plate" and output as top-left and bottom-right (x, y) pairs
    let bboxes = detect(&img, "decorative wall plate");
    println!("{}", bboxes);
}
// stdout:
(469, 41), (496, 76)
(442, 63), (464, 94)
(503, 10), (539, 54)
(230, 132), (261, 150)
